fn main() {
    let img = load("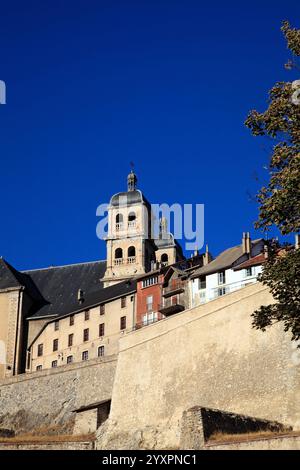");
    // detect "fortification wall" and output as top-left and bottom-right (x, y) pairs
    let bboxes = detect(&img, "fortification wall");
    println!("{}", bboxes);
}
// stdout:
(97, 283), (300, 450)
(0, 355), (117, 434)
